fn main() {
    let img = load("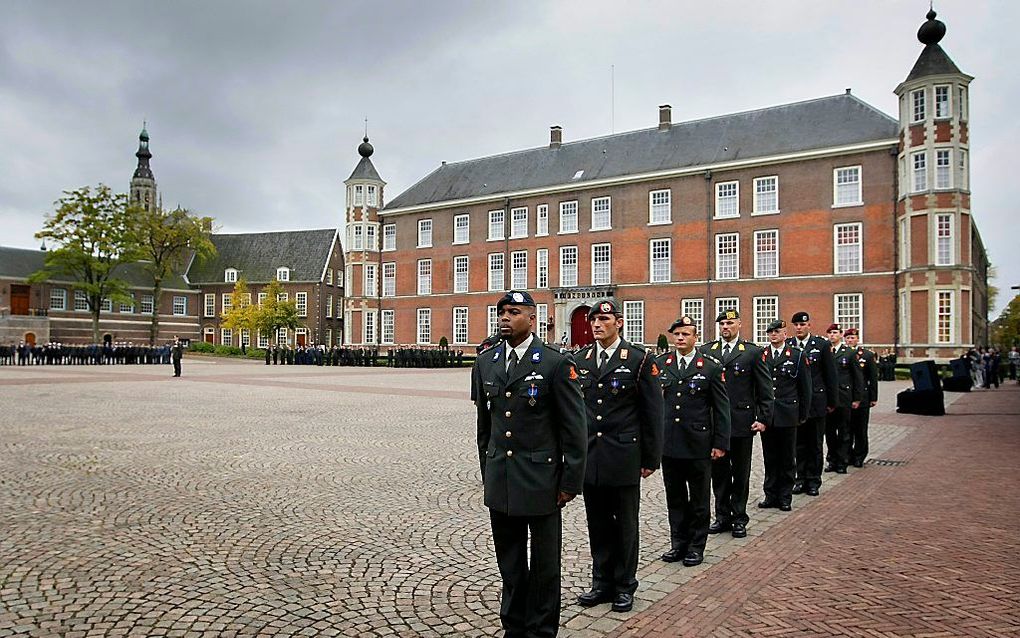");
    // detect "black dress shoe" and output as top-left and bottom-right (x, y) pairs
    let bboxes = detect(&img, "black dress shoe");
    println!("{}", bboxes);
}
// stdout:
(805, 486), (819, 496)
(577, 589), (614, 607)
(779, 502), (792, 511)
(682, 551), (704, 567)
(661, 547), (686, 563)
(611, 592), (634, 613)
(731, 523), (747, 538)
(708, 520), (731, 534)
(758, 498), (779, 509)
(835, 467), (848, 474)
(852, 460), (865, 468)
(792, 483), (805, 494)
(824, 464), (837, 473)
